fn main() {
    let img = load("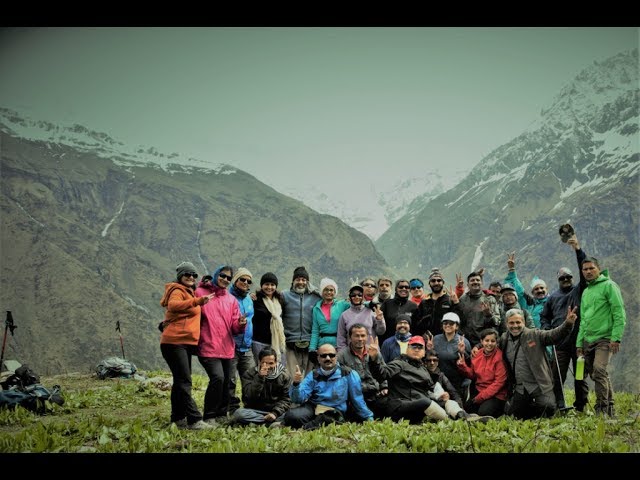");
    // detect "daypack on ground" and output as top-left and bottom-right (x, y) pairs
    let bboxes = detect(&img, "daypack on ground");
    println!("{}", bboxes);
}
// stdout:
(96, 357), (137, 379)
(0, 364), (64, 413)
